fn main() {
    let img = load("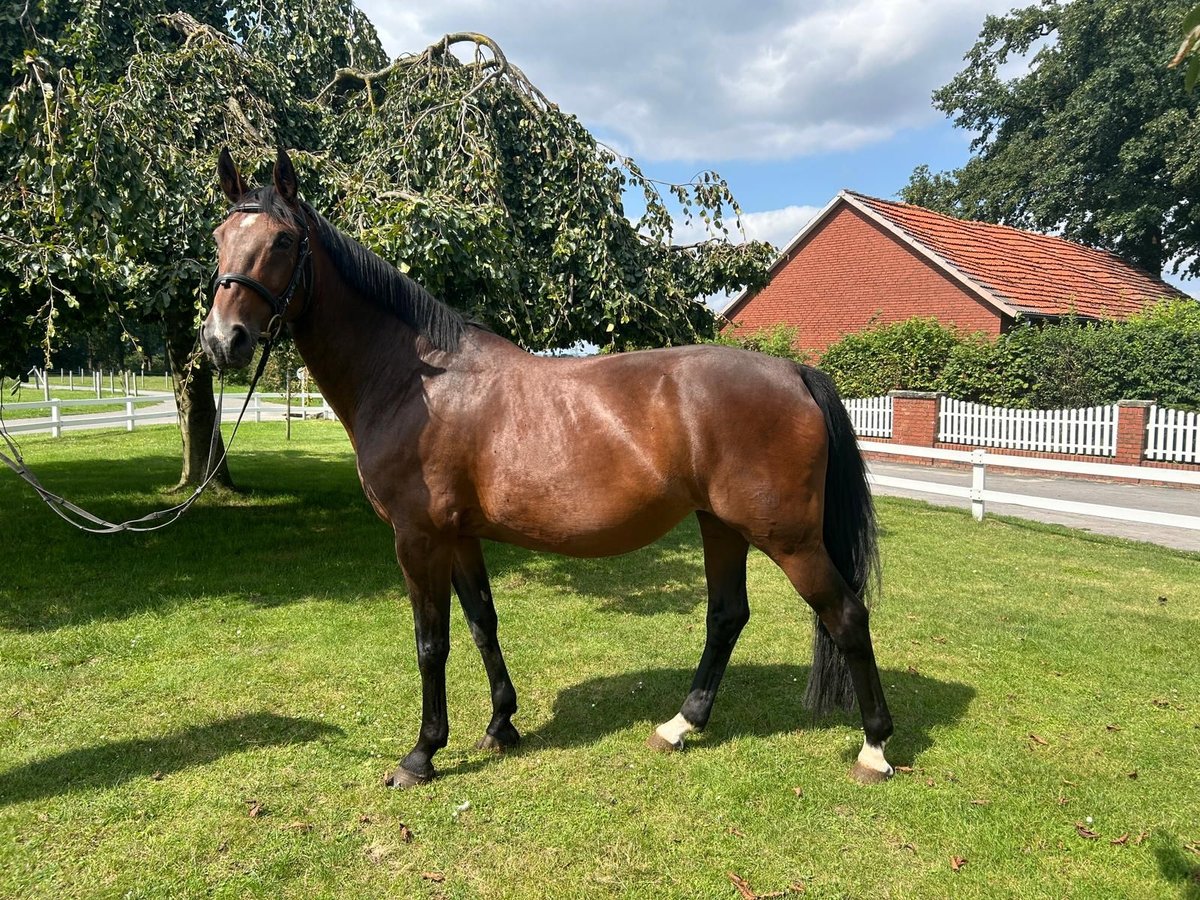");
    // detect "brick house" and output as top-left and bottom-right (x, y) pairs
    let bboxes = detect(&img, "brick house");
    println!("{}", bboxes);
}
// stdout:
(721, 190), (1190, 353)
